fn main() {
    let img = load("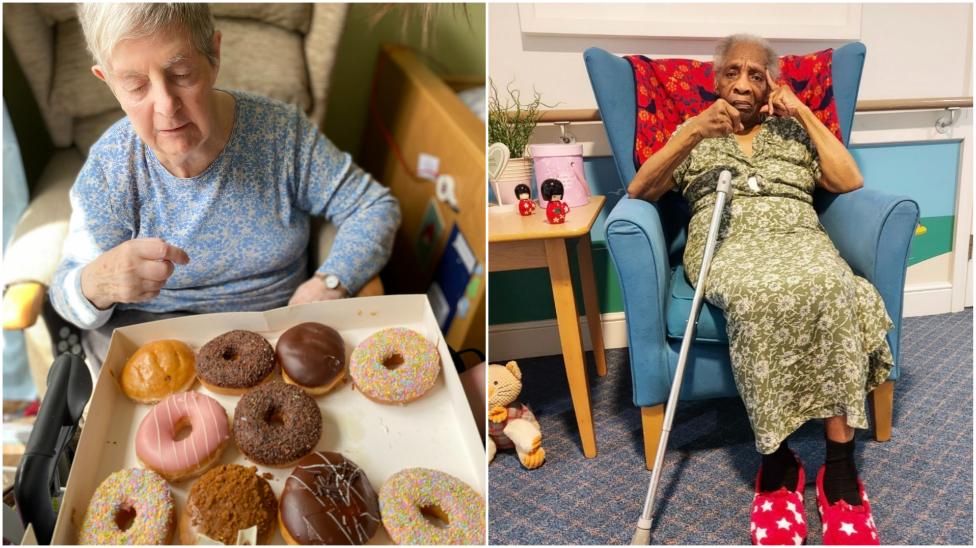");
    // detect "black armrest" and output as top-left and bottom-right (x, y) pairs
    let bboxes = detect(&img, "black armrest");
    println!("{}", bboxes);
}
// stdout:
(15, 353), (91, 545)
